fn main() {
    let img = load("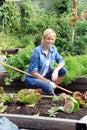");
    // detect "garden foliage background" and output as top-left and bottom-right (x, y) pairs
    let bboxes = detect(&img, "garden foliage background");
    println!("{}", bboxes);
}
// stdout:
(0, 0), (87, 86)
